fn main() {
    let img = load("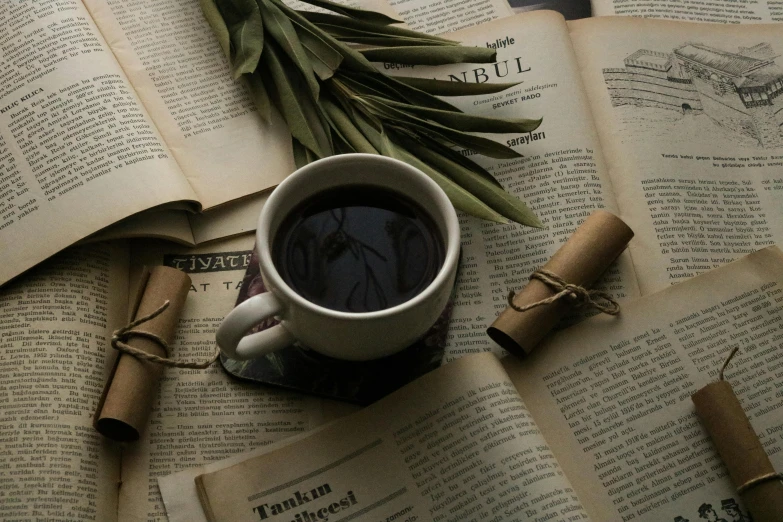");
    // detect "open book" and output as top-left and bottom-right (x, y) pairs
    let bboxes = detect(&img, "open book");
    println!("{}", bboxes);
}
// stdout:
(0, 0), (297, 286)
(366, 11), (783, 362)
(592, 0), (783, 23)
(0, 233), (332, 521)
(0, 0), (520, 288)
(169, 246), (783, 522)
